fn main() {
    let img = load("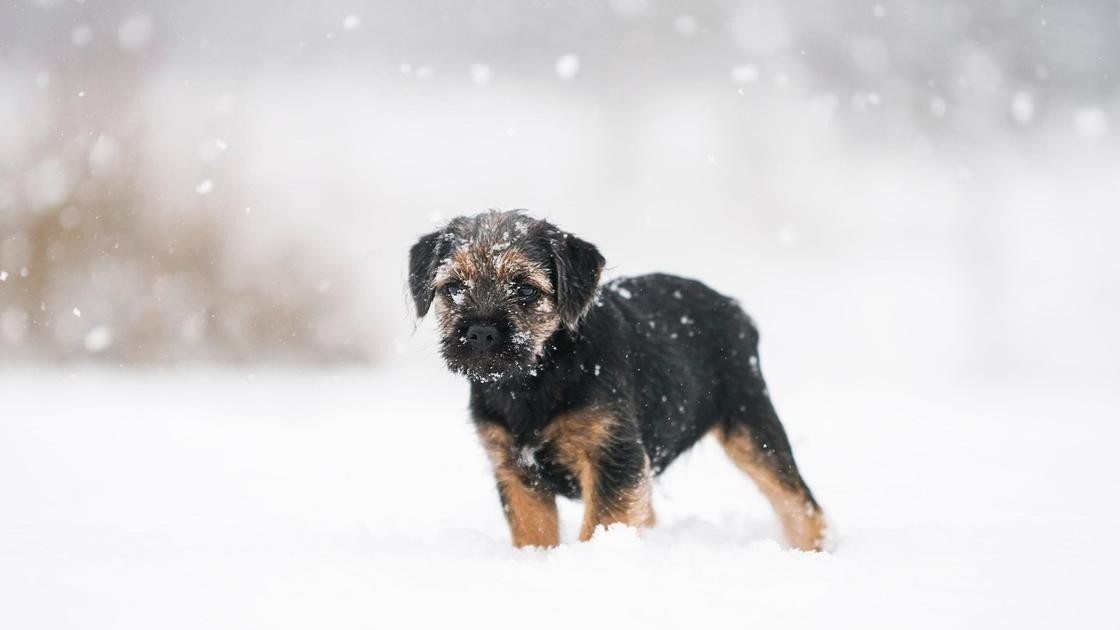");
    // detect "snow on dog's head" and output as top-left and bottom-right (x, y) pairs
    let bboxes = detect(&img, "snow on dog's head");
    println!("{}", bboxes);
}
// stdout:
(408, 210), (604, 382)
